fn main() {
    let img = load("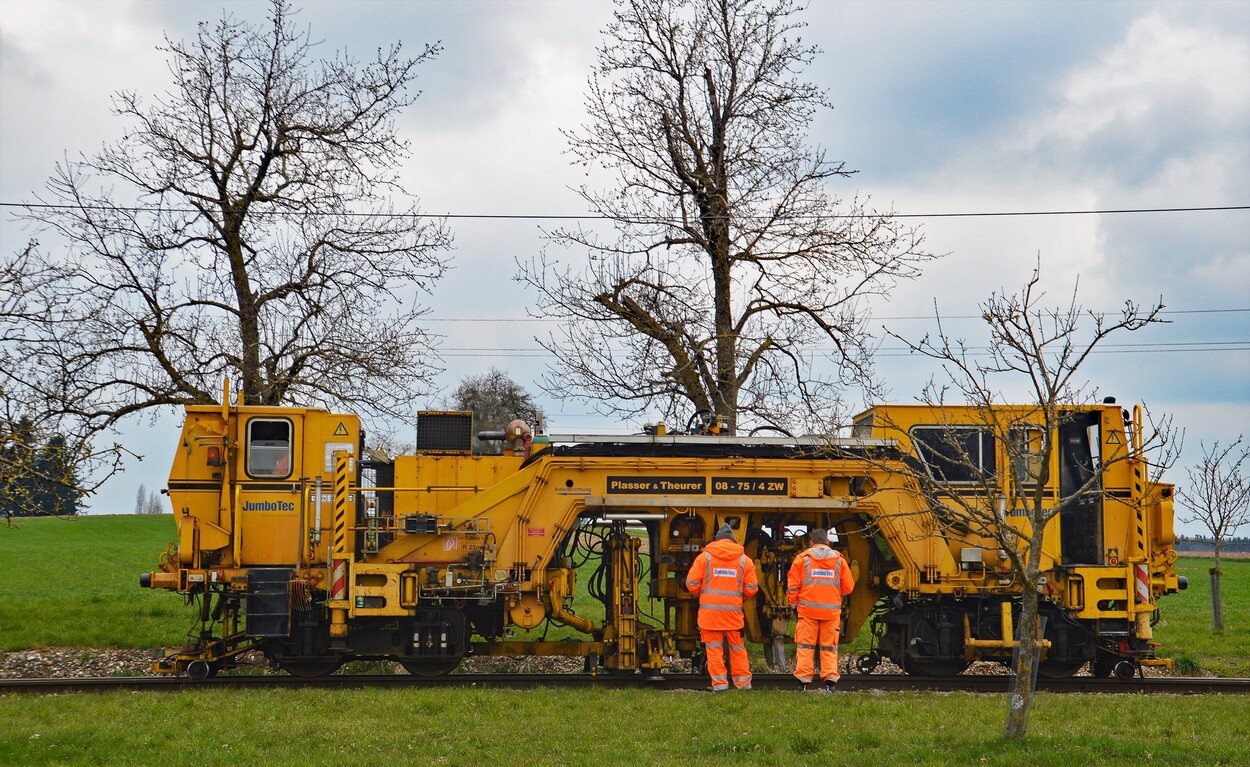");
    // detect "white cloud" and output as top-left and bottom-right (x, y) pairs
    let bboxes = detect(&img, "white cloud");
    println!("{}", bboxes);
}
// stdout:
(876, 6), (1249, 312)
(1033, 13), (1247, 151)
(0, 1), (168, 205)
